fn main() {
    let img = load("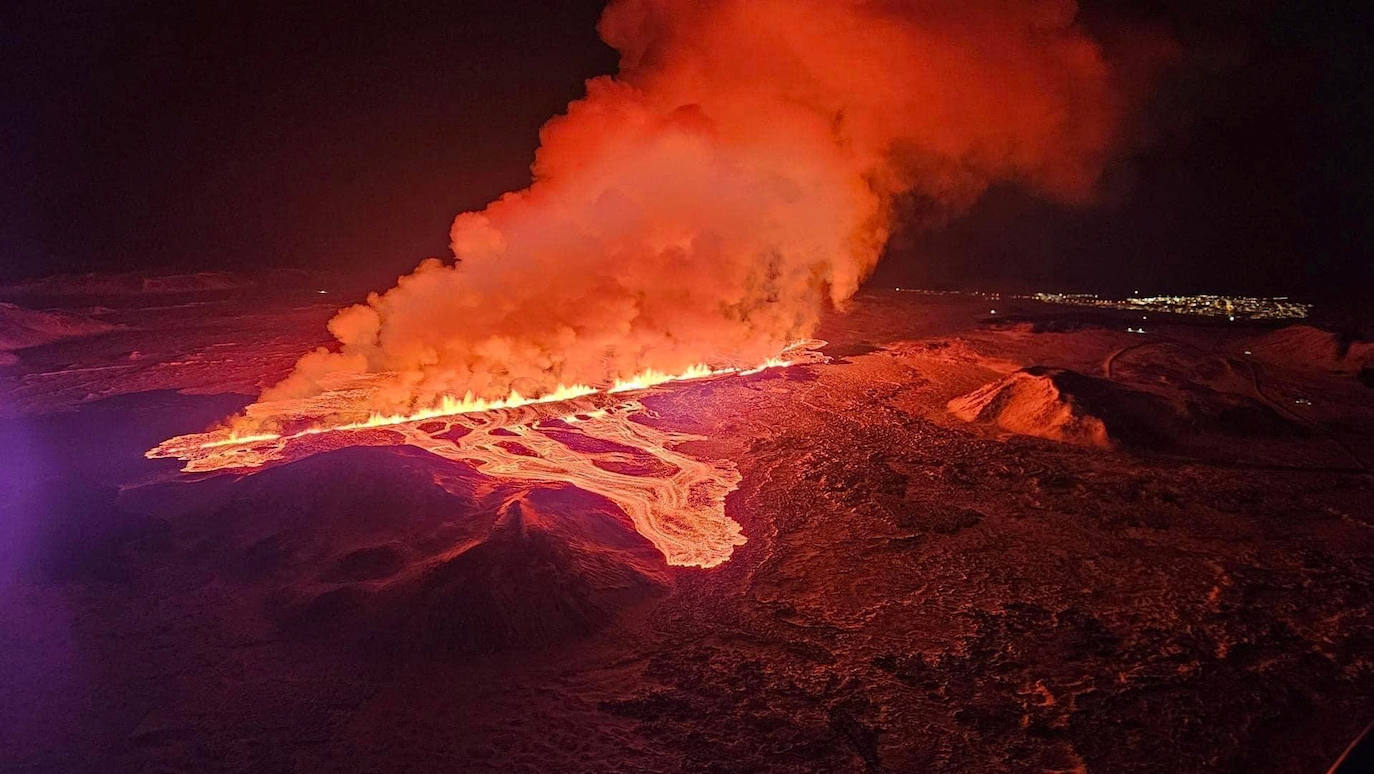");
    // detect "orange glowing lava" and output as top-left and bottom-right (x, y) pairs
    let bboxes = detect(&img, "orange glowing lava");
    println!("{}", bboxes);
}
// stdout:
(148, 343), (823, 567)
